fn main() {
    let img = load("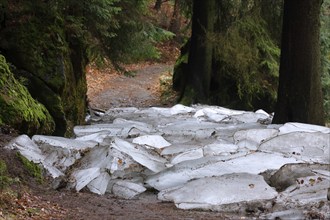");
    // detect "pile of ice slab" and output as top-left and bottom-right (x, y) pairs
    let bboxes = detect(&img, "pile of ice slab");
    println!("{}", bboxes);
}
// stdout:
(6, 104), (330, 218)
